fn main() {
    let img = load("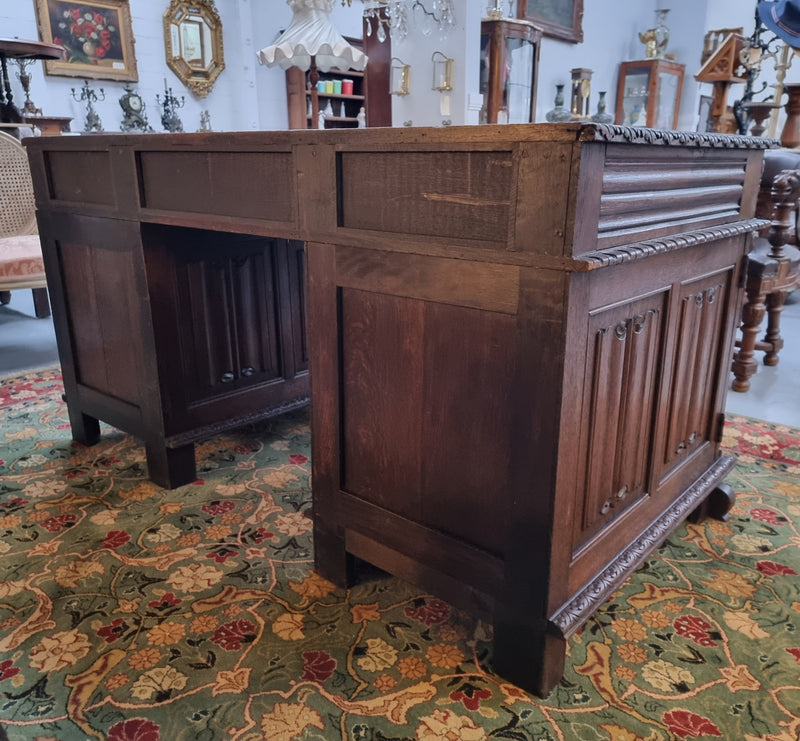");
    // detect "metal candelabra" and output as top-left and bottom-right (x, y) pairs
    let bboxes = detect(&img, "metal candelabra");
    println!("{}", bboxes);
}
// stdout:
(156, 81), (185, 133)
(71, 80), (105, 132)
